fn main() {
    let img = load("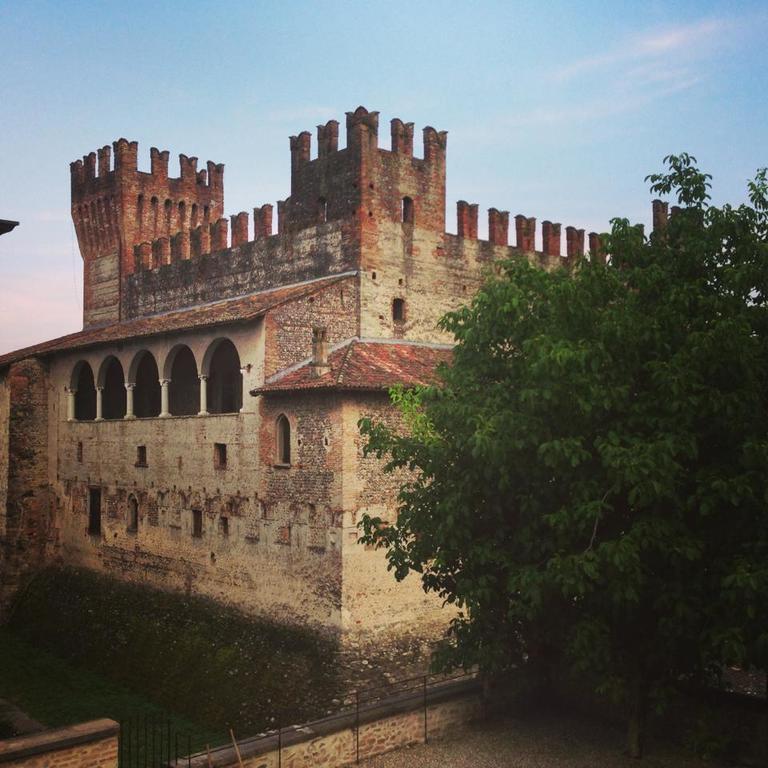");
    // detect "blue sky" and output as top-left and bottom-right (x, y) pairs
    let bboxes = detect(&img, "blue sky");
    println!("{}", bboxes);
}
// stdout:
(1, 0), (766, 354)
